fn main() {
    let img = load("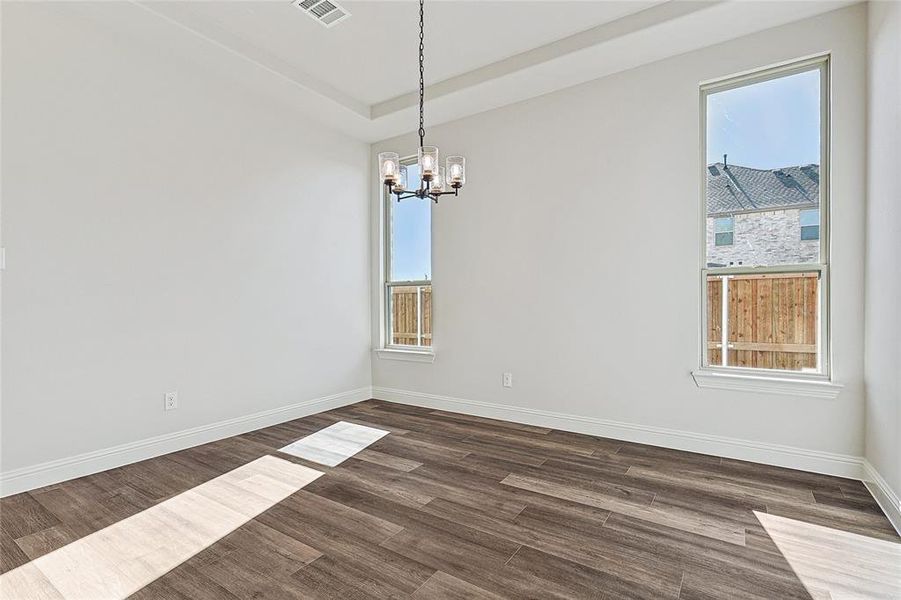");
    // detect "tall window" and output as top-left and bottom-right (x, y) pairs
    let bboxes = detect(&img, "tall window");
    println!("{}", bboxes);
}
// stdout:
(385, 160), (432, 349)
(702, 57), (829, 375)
